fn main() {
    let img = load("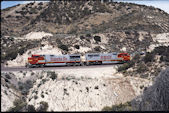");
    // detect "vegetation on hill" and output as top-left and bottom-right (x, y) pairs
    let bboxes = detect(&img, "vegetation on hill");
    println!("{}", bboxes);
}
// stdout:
(102, 67), (169, 111)
(1, 1), (169, 36)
